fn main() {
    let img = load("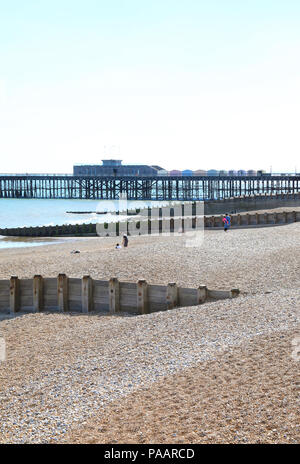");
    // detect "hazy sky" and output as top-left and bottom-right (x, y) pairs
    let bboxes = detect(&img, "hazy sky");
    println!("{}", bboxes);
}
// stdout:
(0, 0), (299, 173)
